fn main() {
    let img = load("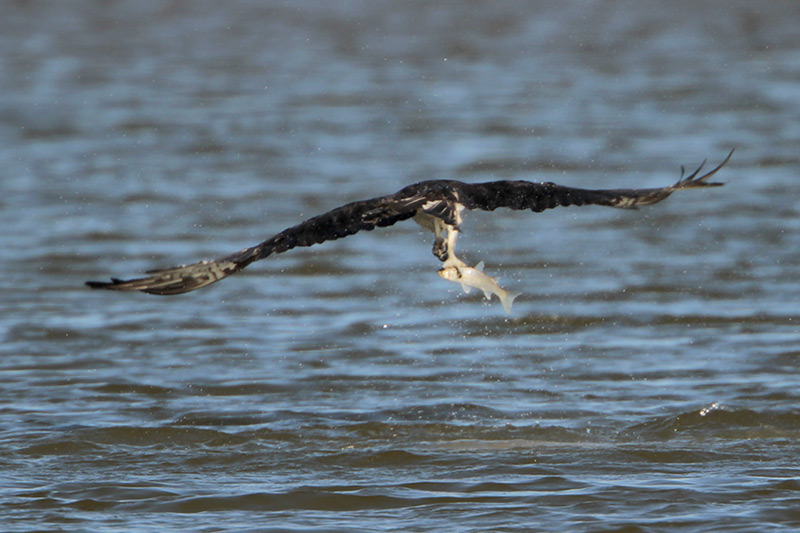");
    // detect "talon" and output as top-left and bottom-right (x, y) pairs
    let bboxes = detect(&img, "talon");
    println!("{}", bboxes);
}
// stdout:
(432, 236), (449, 261)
